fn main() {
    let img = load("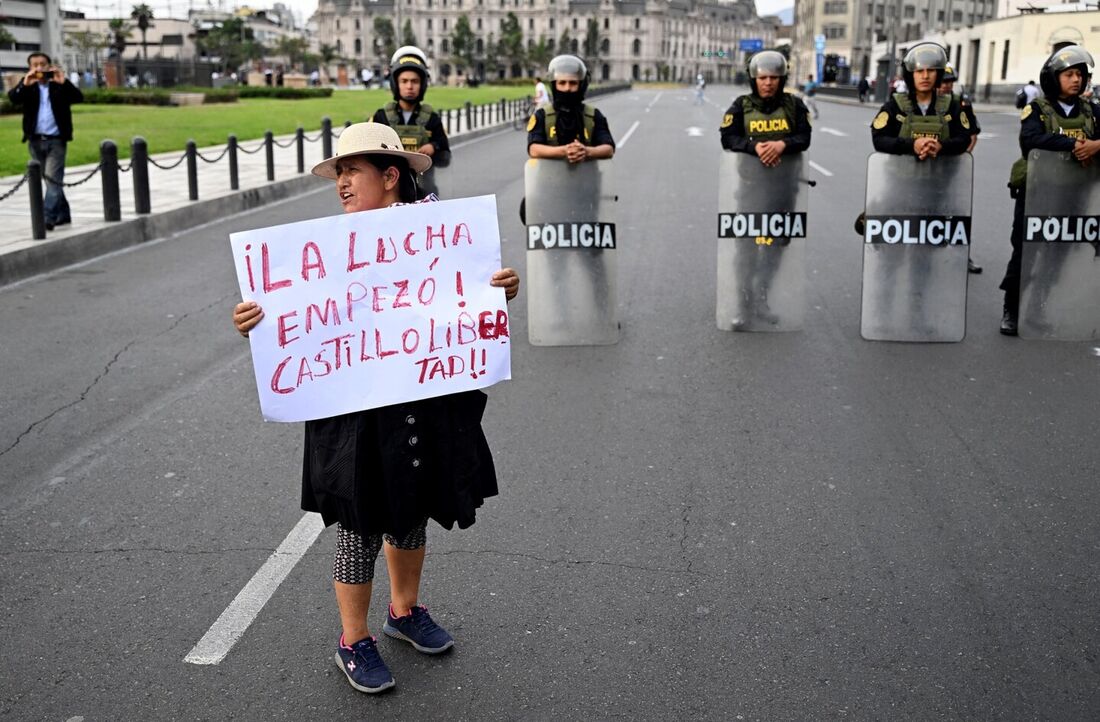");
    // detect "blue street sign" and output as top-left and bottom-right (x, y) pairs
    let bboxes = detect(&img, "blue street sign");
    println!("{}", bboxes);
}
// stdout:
(739, 38), (764, 53)
(814, 34), (826, 52)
